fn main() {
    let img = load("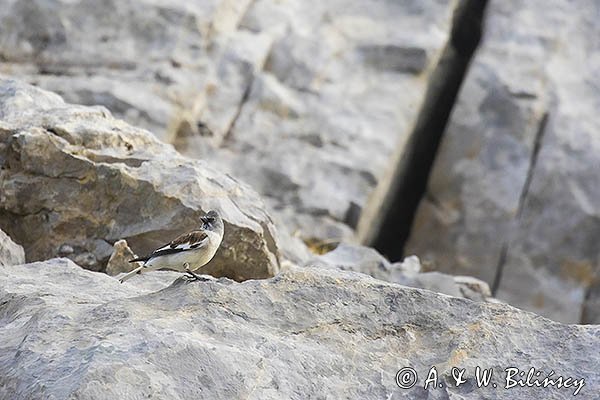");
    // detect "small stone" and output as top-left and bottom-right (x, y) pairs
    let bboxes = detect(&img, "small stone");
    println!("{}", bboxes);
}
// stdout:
(58, 244), (74, 255)
(0, 229), (25, 266)
(73, 252), (97, 270)
(105, 240), (138, 276)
